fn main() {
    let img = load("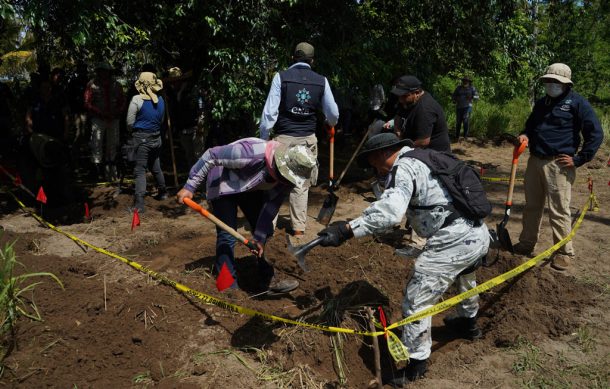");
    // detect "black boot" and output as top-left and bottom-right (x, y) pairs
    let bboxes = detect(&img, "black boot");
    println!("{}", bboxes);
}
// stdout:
(155, 187), (168, 200)
(130, 195), (145, 214)
(383, 359), (427, 387)
(443, 315), (482, 340)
